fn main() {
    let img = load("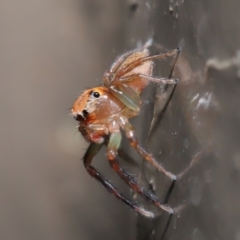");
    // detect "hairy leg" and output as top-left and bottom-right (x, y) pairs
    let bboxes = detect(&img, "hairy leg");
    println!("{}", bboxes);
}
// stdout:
(116, 48), (181, 79)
